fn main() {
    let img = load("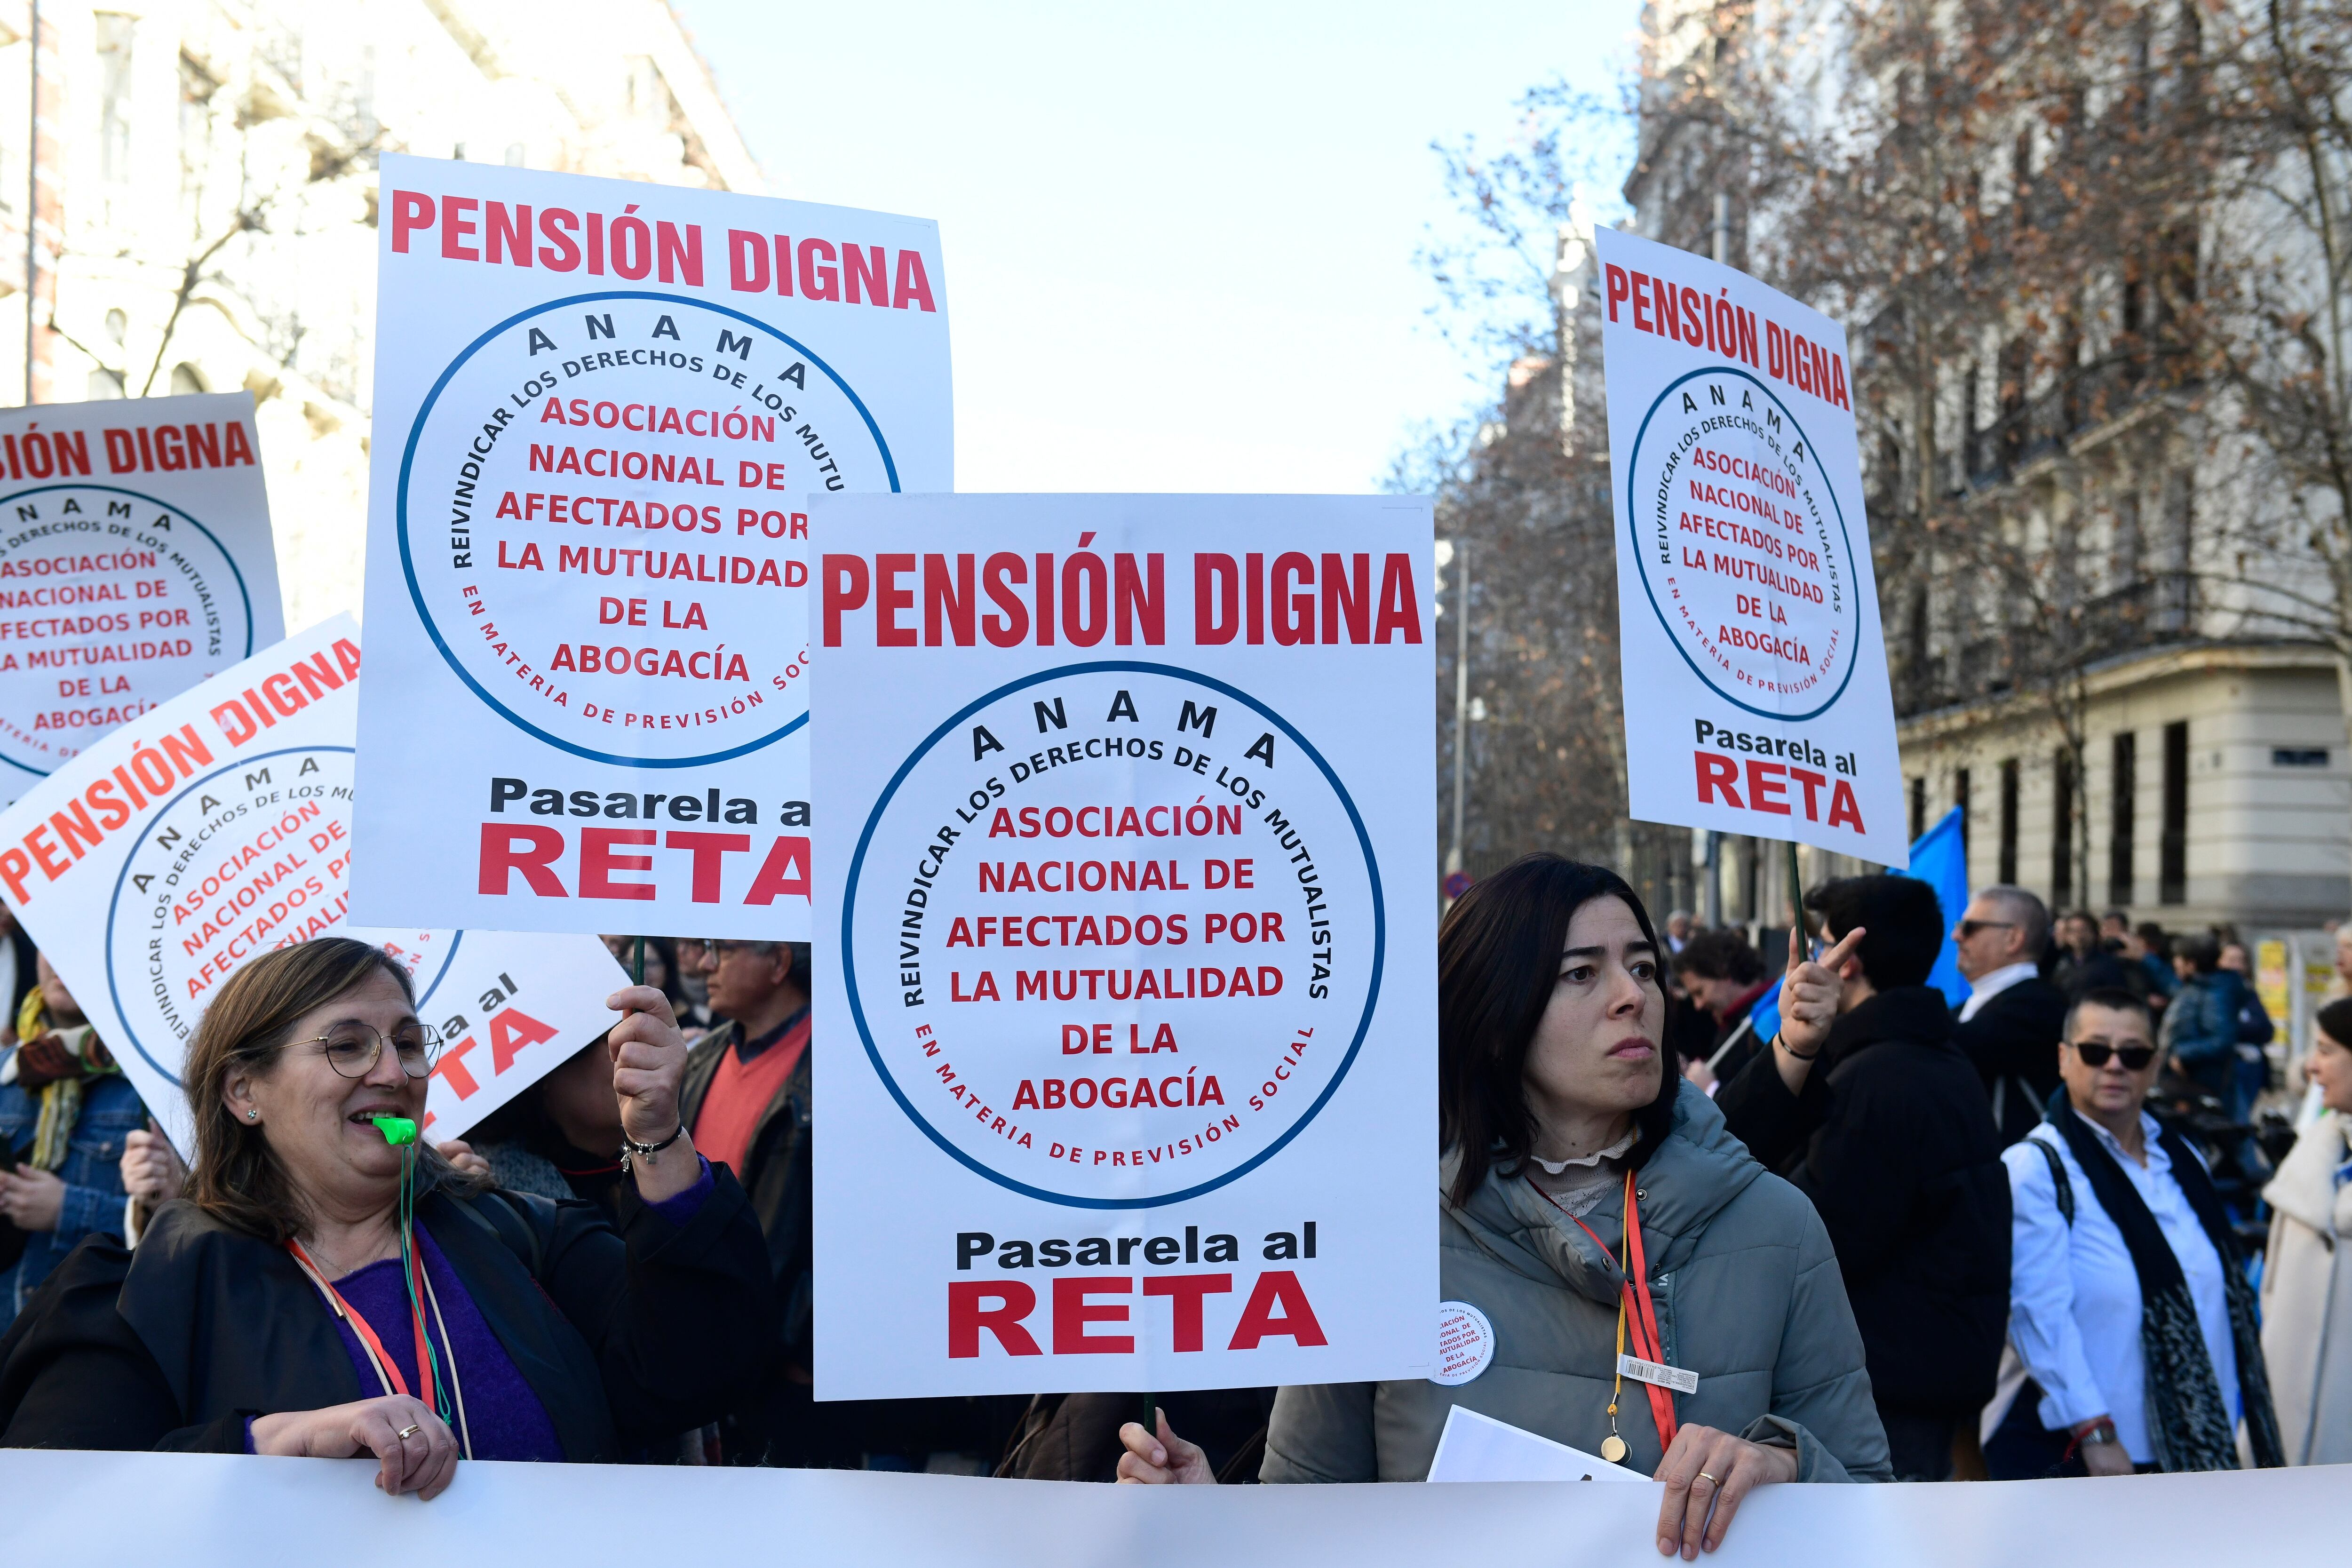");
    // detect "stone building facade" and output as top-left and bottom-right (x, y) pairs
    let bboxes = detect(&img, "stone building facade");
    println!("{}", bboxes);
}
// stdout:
(0, 0), (760, 630)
